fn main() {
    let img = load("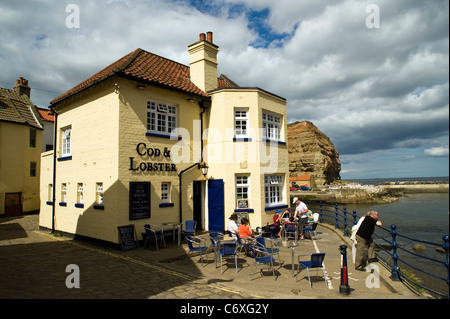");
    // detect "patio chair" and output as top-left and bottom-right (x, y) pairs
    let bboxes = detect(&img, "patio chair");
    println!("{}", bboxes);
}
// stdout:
(218, 242), (238, 273)
(298, 253), (327, 289)
(283, 222), (298, 242)
(185, 235), (209, 267)
(235, 234), (255, 255)
(209, 230), (224, 267)
(303, 223), (318, 240)
(144, 224), (166, 251)
(180, 220), (197, 237)
(249, 245), (275, 280)
(256, 236), (281, 264)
